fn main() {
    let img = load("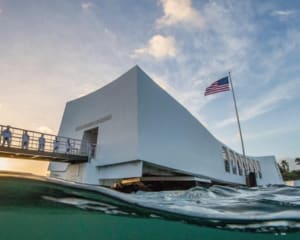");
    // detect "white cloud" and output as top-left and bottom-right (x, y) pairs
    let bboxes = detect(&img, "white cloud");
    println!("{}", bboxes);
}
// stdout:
(0, 9), (3, 14)
(216, 80), (299, 128)
(168, 2), (300, 133)
(157, 0), (205, 28)
(271, 10), (297, 22)
(272, 10), (296, 17)
(133, 35), (177, 59)
(132, 2), (257, 129)
(81, 2), (94, 10)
